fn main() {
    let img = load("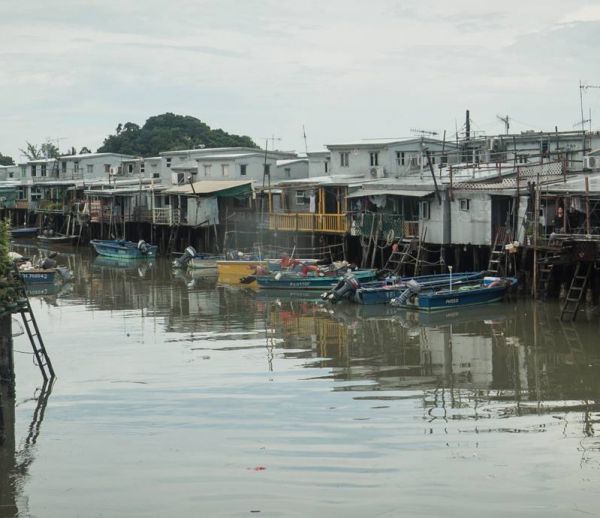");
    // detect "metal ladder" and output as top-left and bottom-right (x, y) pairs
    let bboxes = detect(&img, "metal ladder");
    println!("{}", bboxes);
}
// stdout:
(560, 262), (592, 322)
(13, 269), (55, 381)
